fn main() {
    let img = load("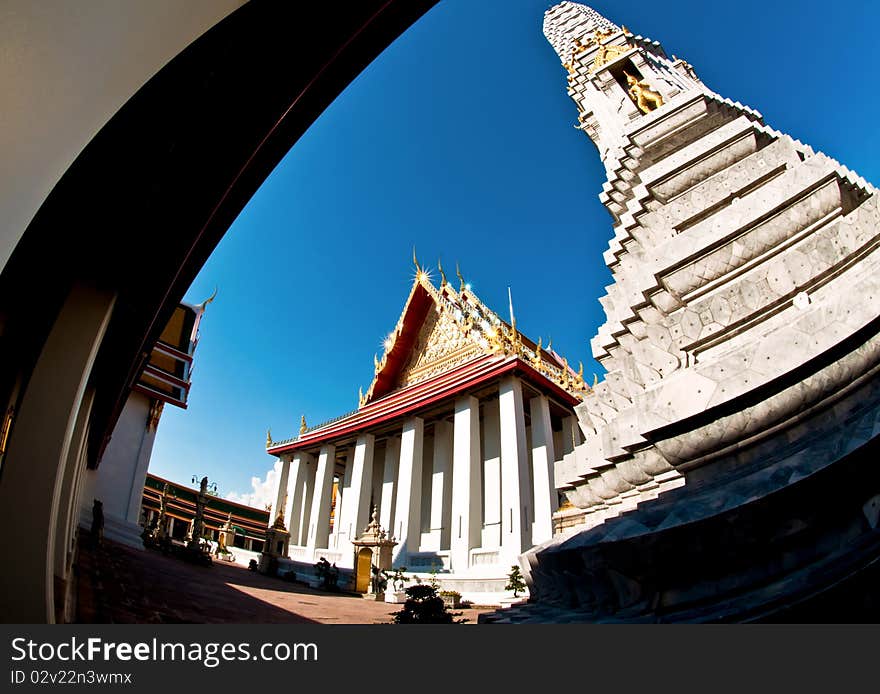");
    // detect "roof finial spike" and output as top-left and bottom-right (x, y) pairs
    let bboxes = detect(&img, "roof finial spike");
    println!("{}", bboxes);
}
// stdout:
(547, 335), (553, 352)
(200, 286), (218, 310)
(438, 258), (447, 286)
(578, 362), (584, 379)
(413, 246), (421, 273)
(456, 262), (465, 292)
(507, 286), (516, 330)
(266, 428), (272, 447)
(359, 386), (364, 407)
(299, 415), (307, 435)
